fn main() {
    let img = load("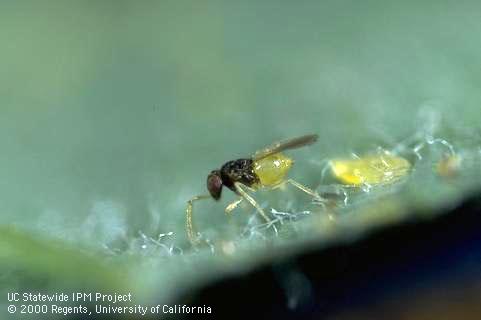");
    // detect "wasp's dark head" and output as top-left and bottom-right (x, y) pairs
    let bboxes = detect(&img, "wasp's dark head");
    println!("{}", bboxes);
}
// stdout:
(207, 170), (223, 200)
